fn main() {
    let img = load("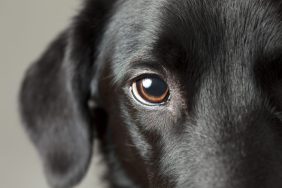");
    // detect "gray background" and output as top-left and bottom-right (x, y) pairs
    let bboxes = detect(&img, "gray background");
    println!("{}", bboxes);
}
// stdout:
(0, 1), (106, 187)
